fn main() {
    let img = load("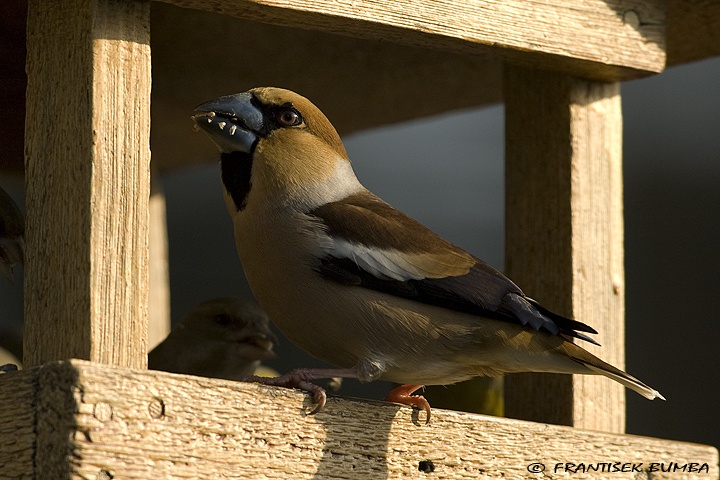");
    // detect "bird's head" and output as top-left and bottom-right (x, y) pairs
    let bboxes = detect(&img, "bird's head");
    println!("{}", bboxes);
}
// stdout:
(180, 297), (278, 361)
(193, 87), (360, 212)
